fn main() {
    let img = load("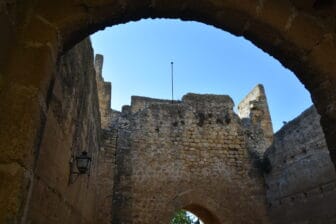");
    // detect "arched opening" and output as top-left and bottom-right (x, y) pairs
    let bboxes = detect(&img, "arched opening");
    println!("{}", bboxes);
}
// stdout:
(1, 1), (336, 223)
(92, 20), (336, 223)
(170, 210), (203, 224)
(4, 0), (336, 163)
(91, 18), (312, 131)
(91, 18), (294, 224)
(171, 204), (221, 224)
(184, 204), (221, 224)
